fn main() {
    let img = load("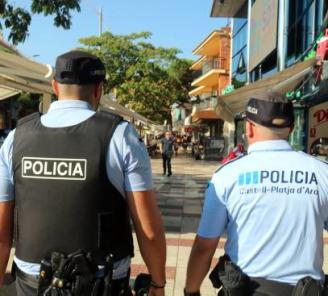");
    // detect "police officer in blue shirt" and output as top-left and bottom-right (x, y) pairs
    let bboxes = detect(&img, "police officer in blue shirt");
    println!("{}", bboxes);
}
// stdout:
(0, 51), (166, 296)
(185, 92), (328, 296)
